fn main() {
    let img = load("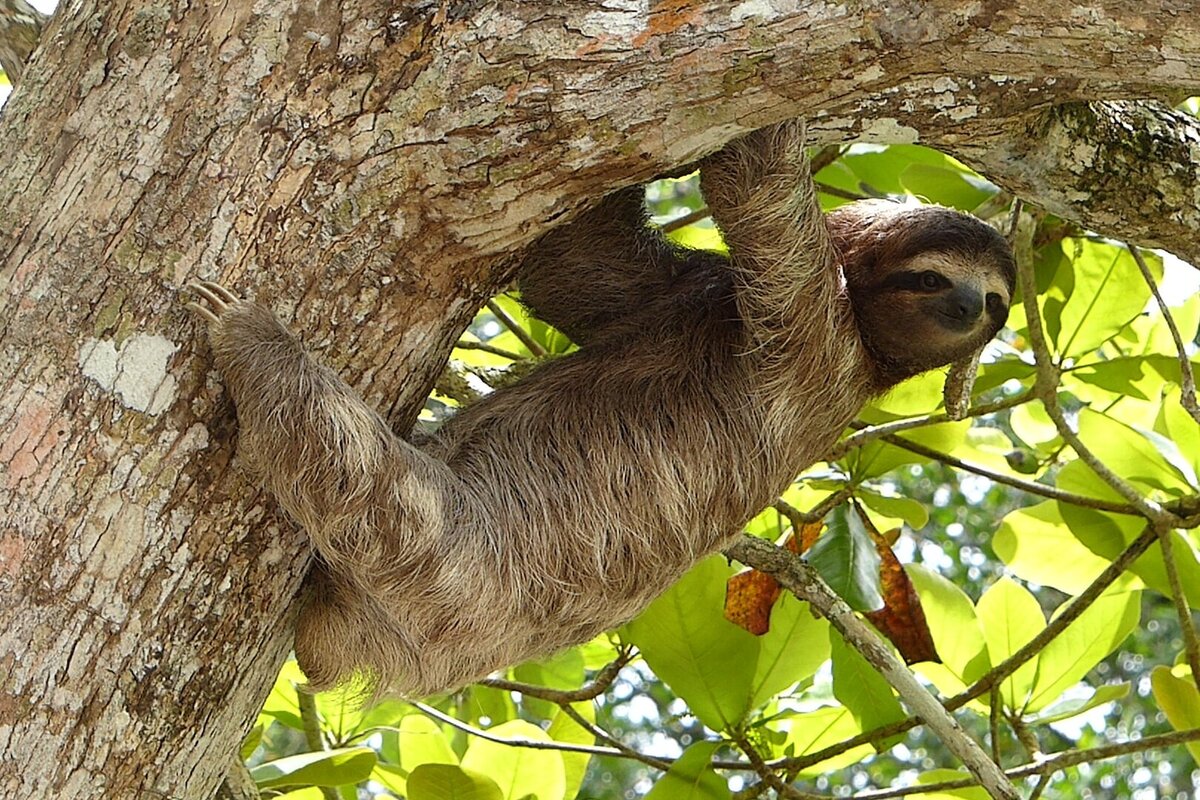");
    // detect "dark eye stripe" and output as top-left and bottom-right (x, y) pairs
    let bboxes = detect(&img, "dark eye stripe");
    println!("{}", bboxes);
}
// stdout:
(879, 271), (945, 292)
